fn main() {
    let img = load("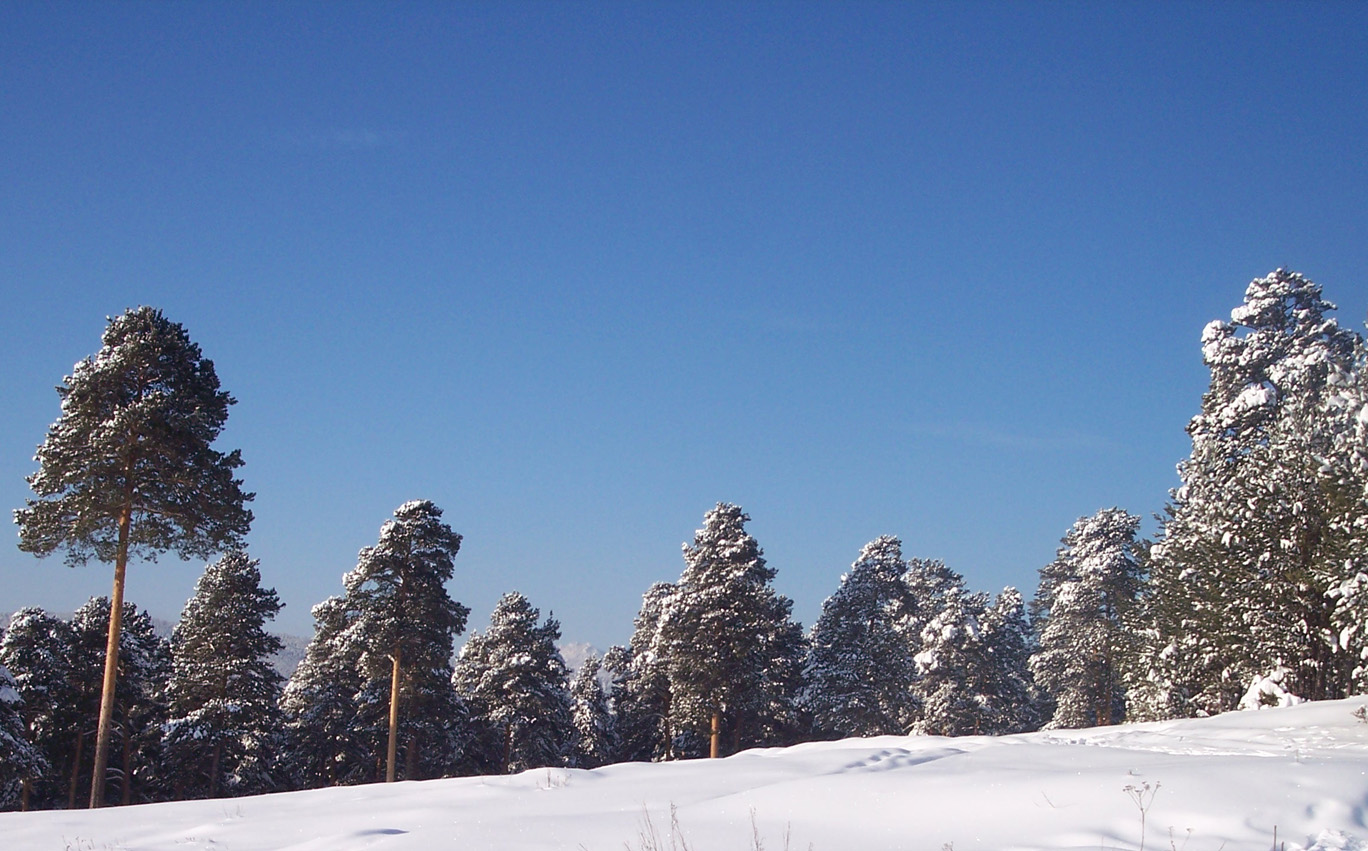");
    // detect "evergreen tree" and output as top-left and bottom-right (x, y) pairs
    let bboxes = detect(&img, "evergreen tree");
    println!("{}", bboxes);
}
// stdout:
(1146, 271), (1364, 715)
(804, 536), (918, 737)
(452, 592), (573, 774)
(279, 596), (365, 789)
(0, 608), (79, 809)
(15, 307), (253, 806)
(913, 585), (990, 736)
(0, 663), (48, 811)
(569, 655), (615, 769)
(897, 555), (965, 729)
(1030, 508), (1143, 729)
(68, 597), (171, 807)
(604, 582), (676, 762)
(163, 551), (284, 799)
(978, 587), (1042, 734)
(1322, 332), (1368, 691)
(655, 503), (805, 758)
(340, 501), (469, 782)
